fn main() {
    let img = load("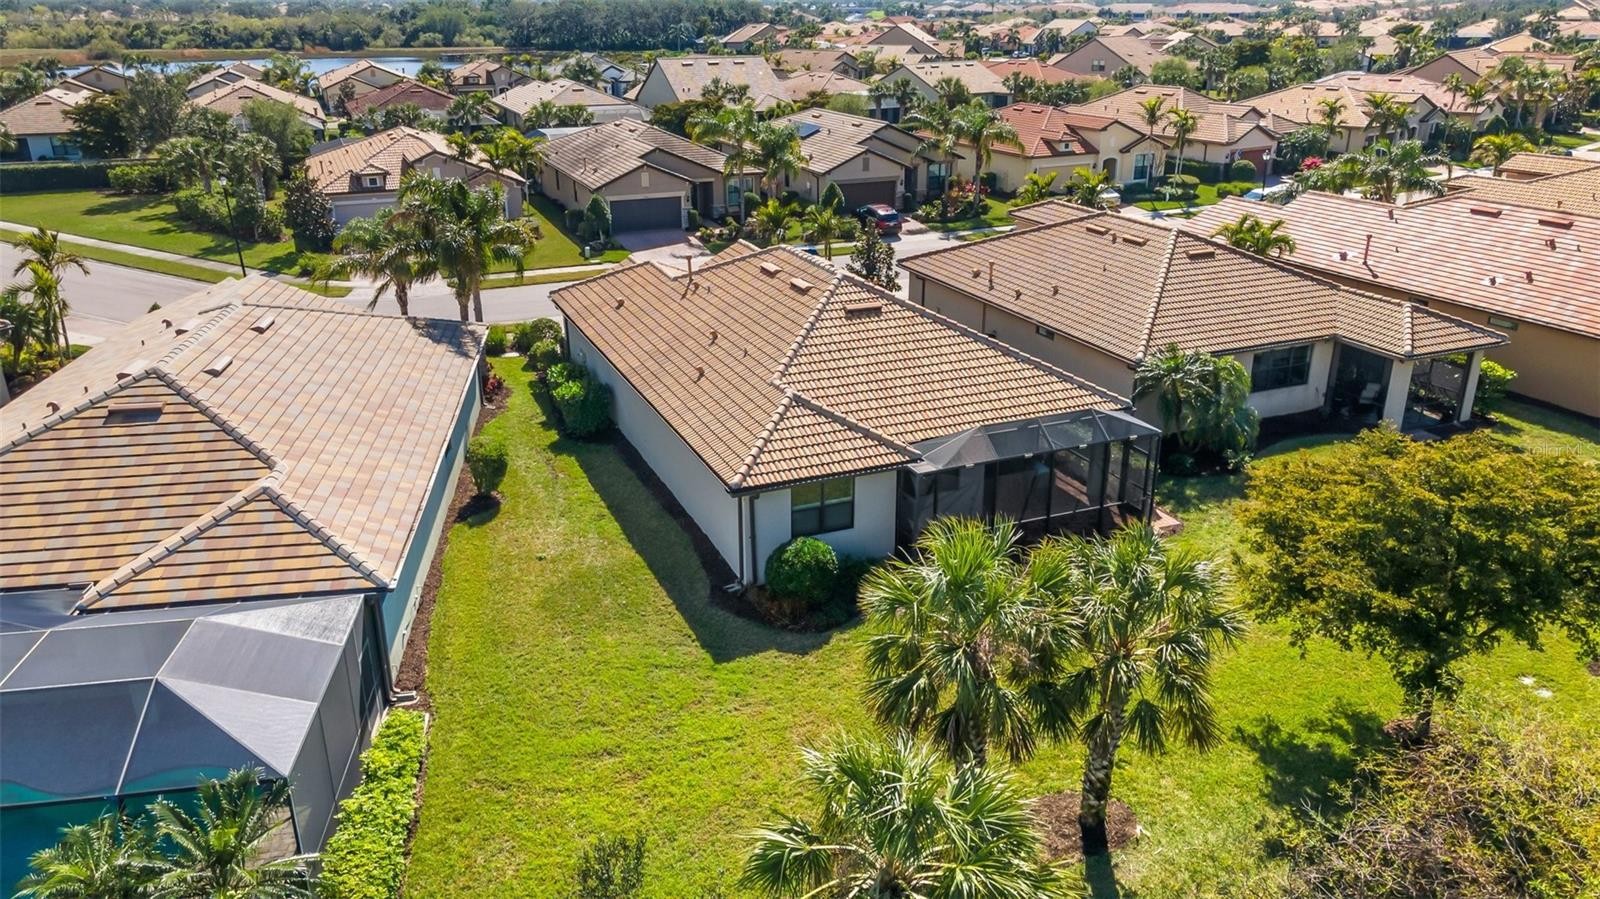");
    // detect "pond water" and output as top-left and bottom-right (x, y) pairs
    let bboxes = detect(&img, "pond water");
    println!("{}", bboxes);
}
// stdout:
(69, 54), (489, 78)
